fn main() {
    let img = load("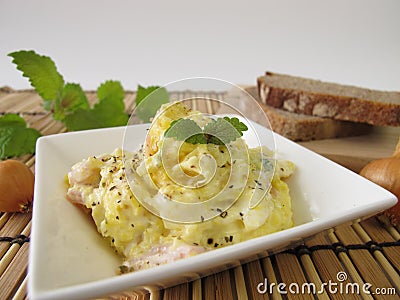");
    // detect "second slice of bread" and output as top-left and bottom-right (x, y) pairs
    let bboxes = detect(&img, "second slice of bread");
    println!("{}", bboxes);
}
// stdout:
(257, 72), (400, 126)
